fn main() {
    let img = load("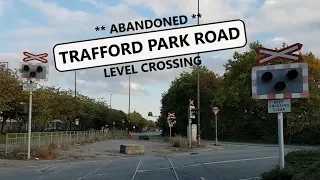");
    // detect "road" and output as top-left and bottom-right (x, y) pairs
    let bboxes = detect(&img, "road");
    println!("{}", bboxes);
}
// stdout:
(0, 134), (317, 180)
